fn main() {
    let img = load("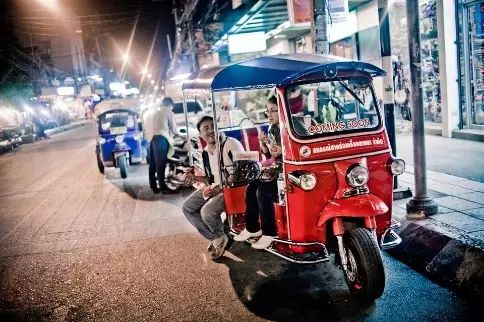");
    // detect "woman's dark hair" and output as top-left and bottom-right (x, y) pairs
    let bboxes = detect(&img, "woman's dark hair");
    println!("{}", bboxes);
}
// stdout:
(267, 95), (277, 105)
